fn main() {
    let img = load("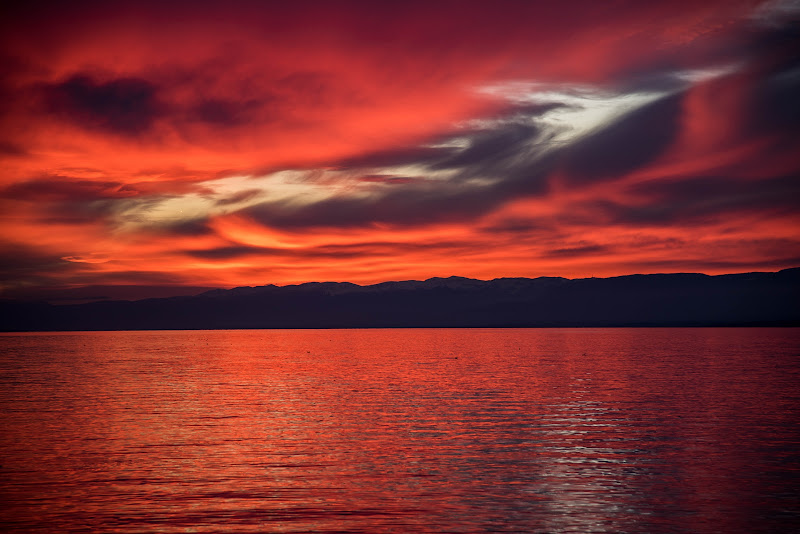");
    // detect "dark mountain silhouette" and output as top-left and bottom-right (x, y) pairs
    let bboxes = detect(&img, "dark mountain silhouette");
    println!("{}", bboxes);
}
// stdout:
(2, 268), (799, 331)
